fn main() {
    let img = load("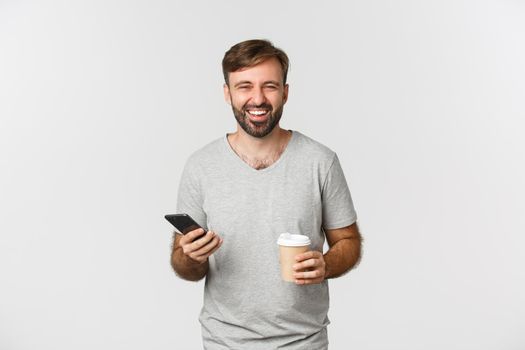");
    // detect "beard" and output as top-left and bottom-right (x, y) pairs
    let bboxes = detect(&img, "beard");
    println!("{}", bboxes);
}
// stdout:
(231, 102), (284, 138)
